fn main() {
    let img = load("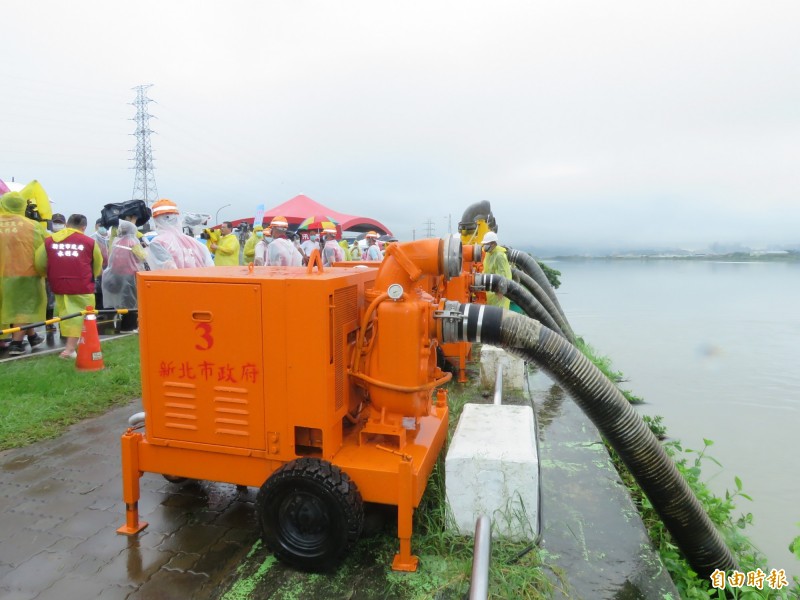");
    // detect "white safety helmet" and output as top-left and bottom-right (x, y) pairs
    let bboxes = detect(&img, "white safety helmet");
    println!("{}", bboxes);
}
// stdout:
(482, 231), (499, 245)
